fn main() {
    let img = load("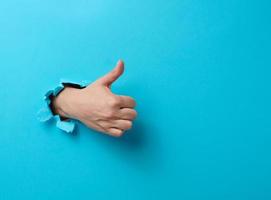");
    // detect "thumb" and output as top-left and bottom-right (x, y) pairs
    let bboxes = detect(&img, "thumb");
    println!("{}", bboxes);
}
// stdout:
(97, 60), (124, 86)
